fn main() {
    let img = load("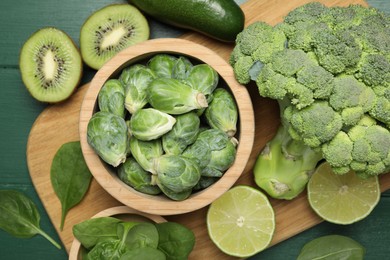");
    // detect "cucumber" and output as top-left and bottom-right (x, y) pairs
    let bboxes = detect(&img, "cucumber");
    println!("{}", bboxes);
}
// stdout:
(128, 0), (245, 42)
